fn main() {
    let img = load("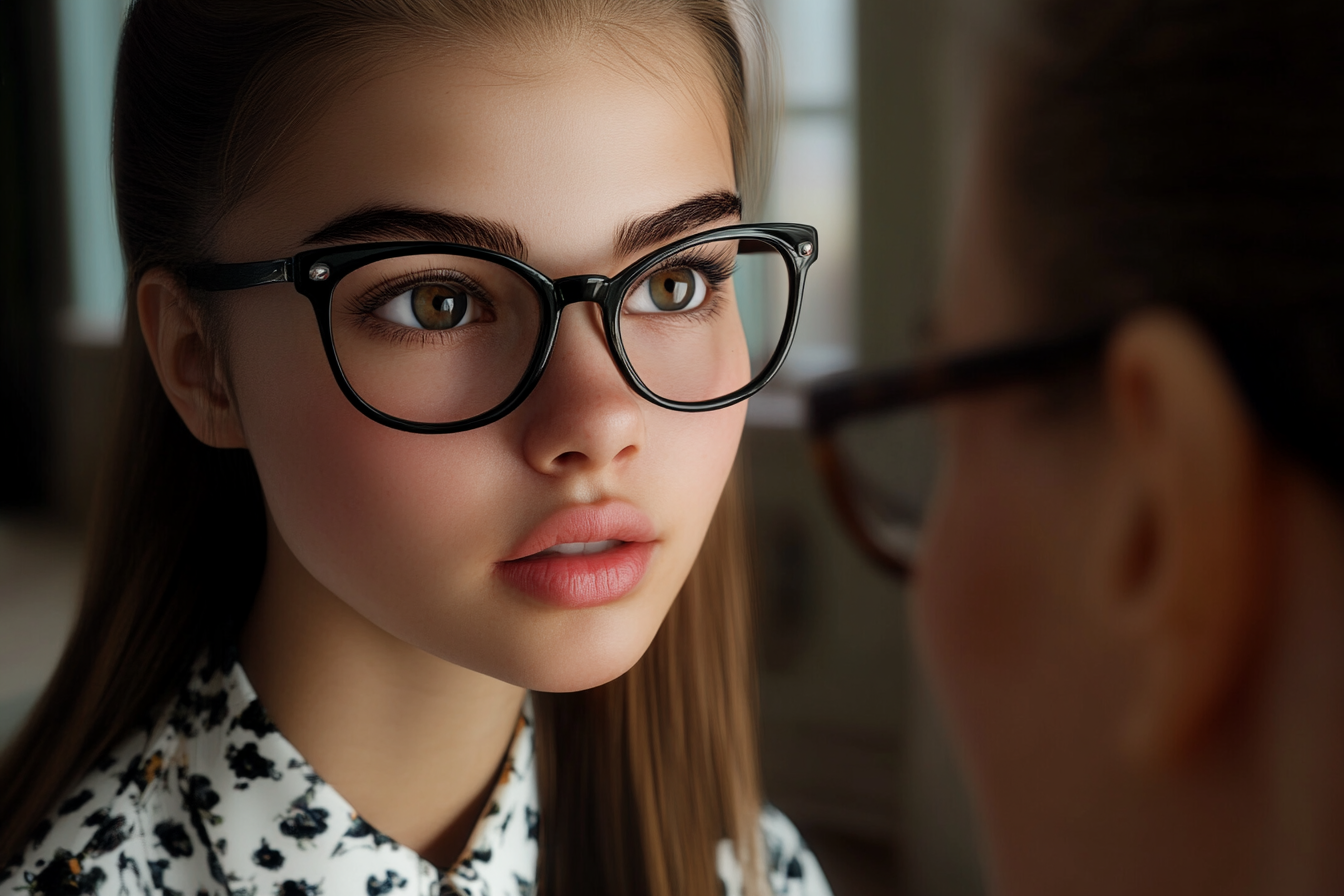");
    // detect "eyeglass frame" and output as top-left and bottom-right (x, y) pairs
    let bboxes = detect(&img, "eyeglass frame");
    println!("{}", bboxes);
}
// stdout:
(181, 222), (818, 435)
(806, 316), (1114, 577)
